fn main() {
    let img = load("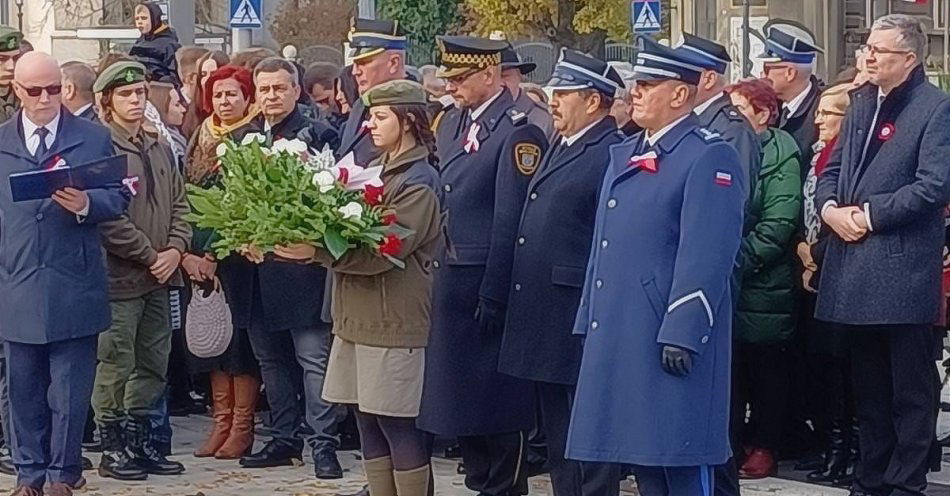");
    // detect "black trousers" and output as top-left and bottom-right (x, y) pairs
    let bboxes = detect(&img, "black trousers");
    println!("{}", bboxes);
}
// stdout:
(849, 324), (935, 495)
(735, 342), (791, 450)
(536, 382), (620, 496)
(458, 432), (529, 496)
